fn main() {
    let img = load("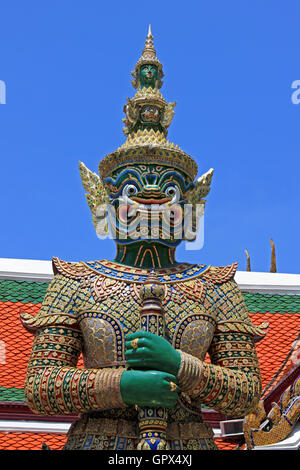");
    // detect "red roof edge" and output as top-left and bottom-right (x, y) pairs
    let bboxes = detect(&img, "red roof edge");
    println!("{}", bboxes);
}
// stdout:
(202, 409), (229, 428)
(0, 401), (230, 430)
(0, 402), (78, 423)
